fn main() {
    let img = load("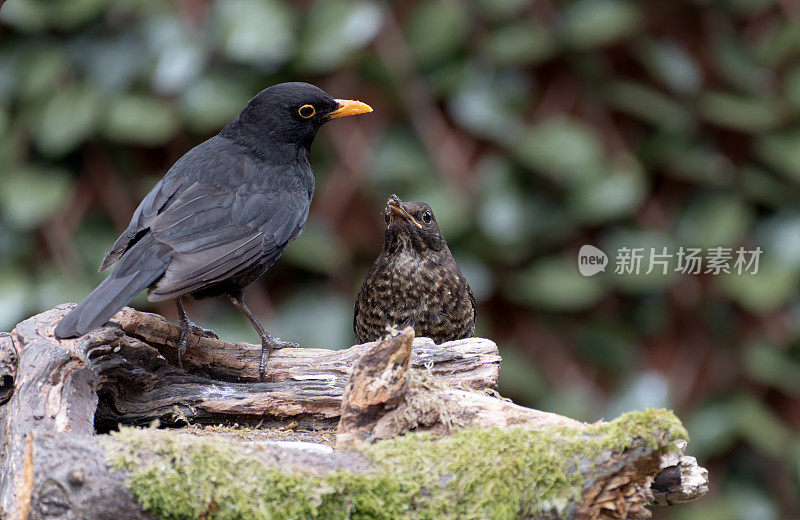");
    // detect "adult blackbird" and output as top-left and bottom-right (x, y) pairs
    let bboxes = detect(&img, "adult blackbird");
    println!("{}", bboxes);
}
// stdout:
(354, 195), (475, 344)
(55, 82), (372, 380)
